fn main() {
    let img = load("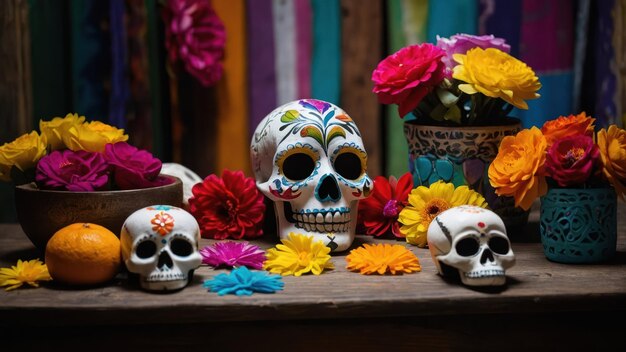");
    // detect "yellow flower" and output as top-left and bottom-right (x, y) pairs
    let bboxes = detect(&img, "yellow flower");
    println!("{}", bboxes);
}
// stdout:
(40, 113), (86, 150)
(0, 259), (52, 291)
(453, 47), (541, 109)
(63, 120), (129, 152)
(488, 127), (548, 210)
(398, 181), (488, 247)
(0, 131), (47, 182)
(598, 125), (626, 200)
(264, 233), (334, 276)
(346, 243), (420, 275)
